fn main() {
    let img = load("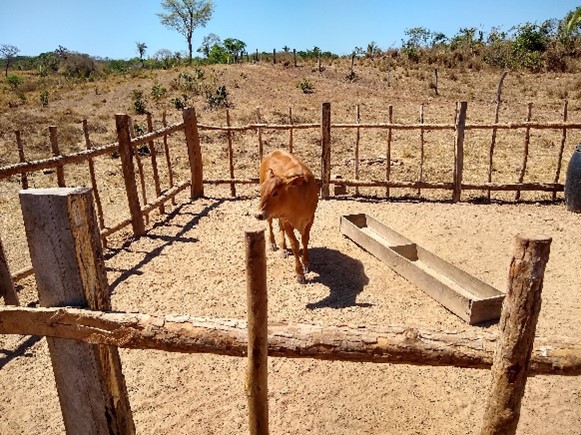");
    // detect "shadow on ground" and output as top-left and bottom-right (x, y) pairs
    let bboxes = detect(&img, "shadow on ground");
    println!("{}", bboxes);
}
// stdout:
(306, 247), (371, 309)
